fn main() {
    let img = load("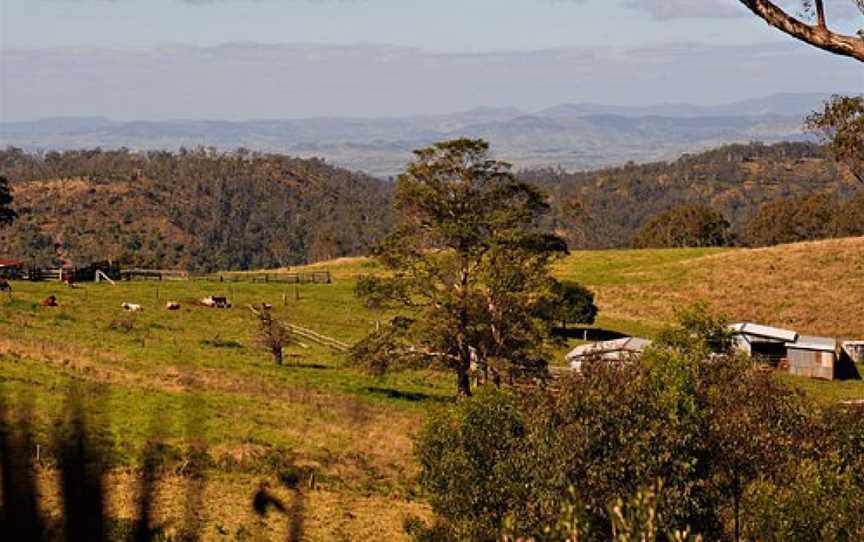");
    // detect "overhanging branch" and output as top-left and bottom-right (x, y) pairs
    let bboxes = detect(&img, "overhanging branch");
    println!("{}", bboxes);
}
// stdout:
(738, 0), (864, 61)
